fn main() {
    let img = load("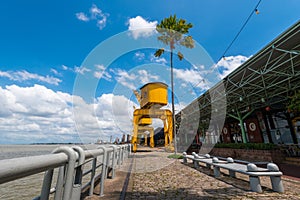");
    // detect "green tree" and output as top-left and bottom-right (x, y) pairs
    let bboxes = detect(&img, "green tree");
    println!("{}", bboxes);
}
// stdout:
(288, 91), (300, 115)
(154, 15), (194, 153)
